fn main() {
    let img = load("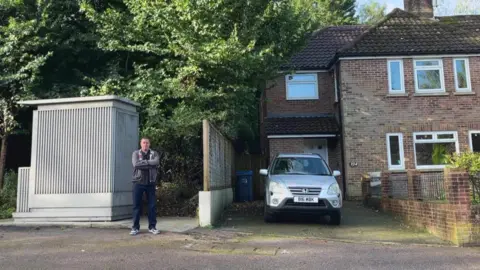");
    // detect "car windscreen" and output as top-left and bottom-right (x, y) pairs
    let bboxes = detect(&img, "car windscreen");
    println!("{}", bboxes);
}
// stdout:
(270, 157), (331, 176)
